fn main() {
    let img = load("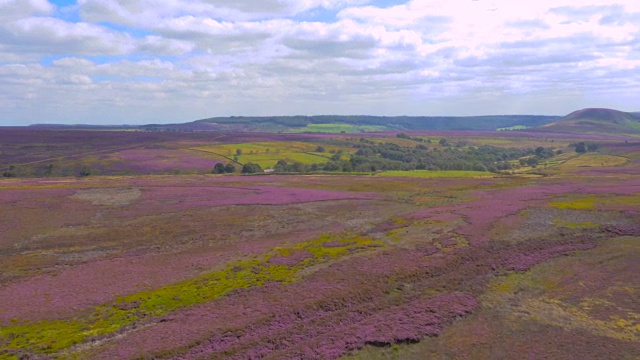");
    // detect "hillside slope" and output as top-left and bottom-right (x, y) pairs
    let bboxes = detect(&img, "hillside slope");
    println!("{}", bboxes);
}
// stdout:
(537, 108), (640, 135)
(141, 114), (559, 133)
